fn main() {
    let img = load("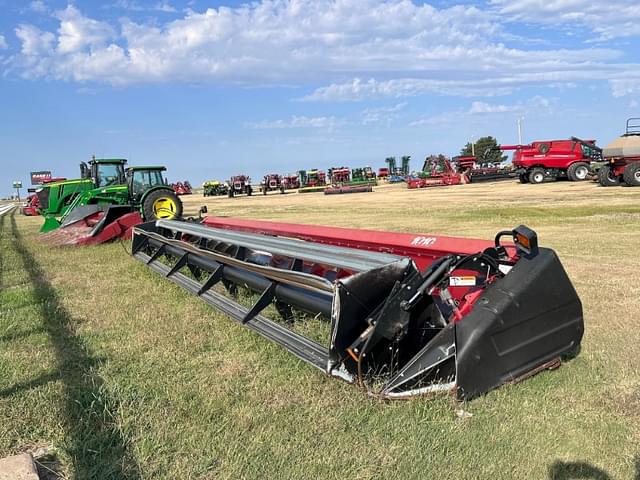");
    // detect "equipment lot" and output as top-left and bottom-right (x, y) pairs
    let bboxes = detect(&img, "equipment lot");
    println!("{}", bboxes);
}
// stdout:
(1, 181), (639, 479)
